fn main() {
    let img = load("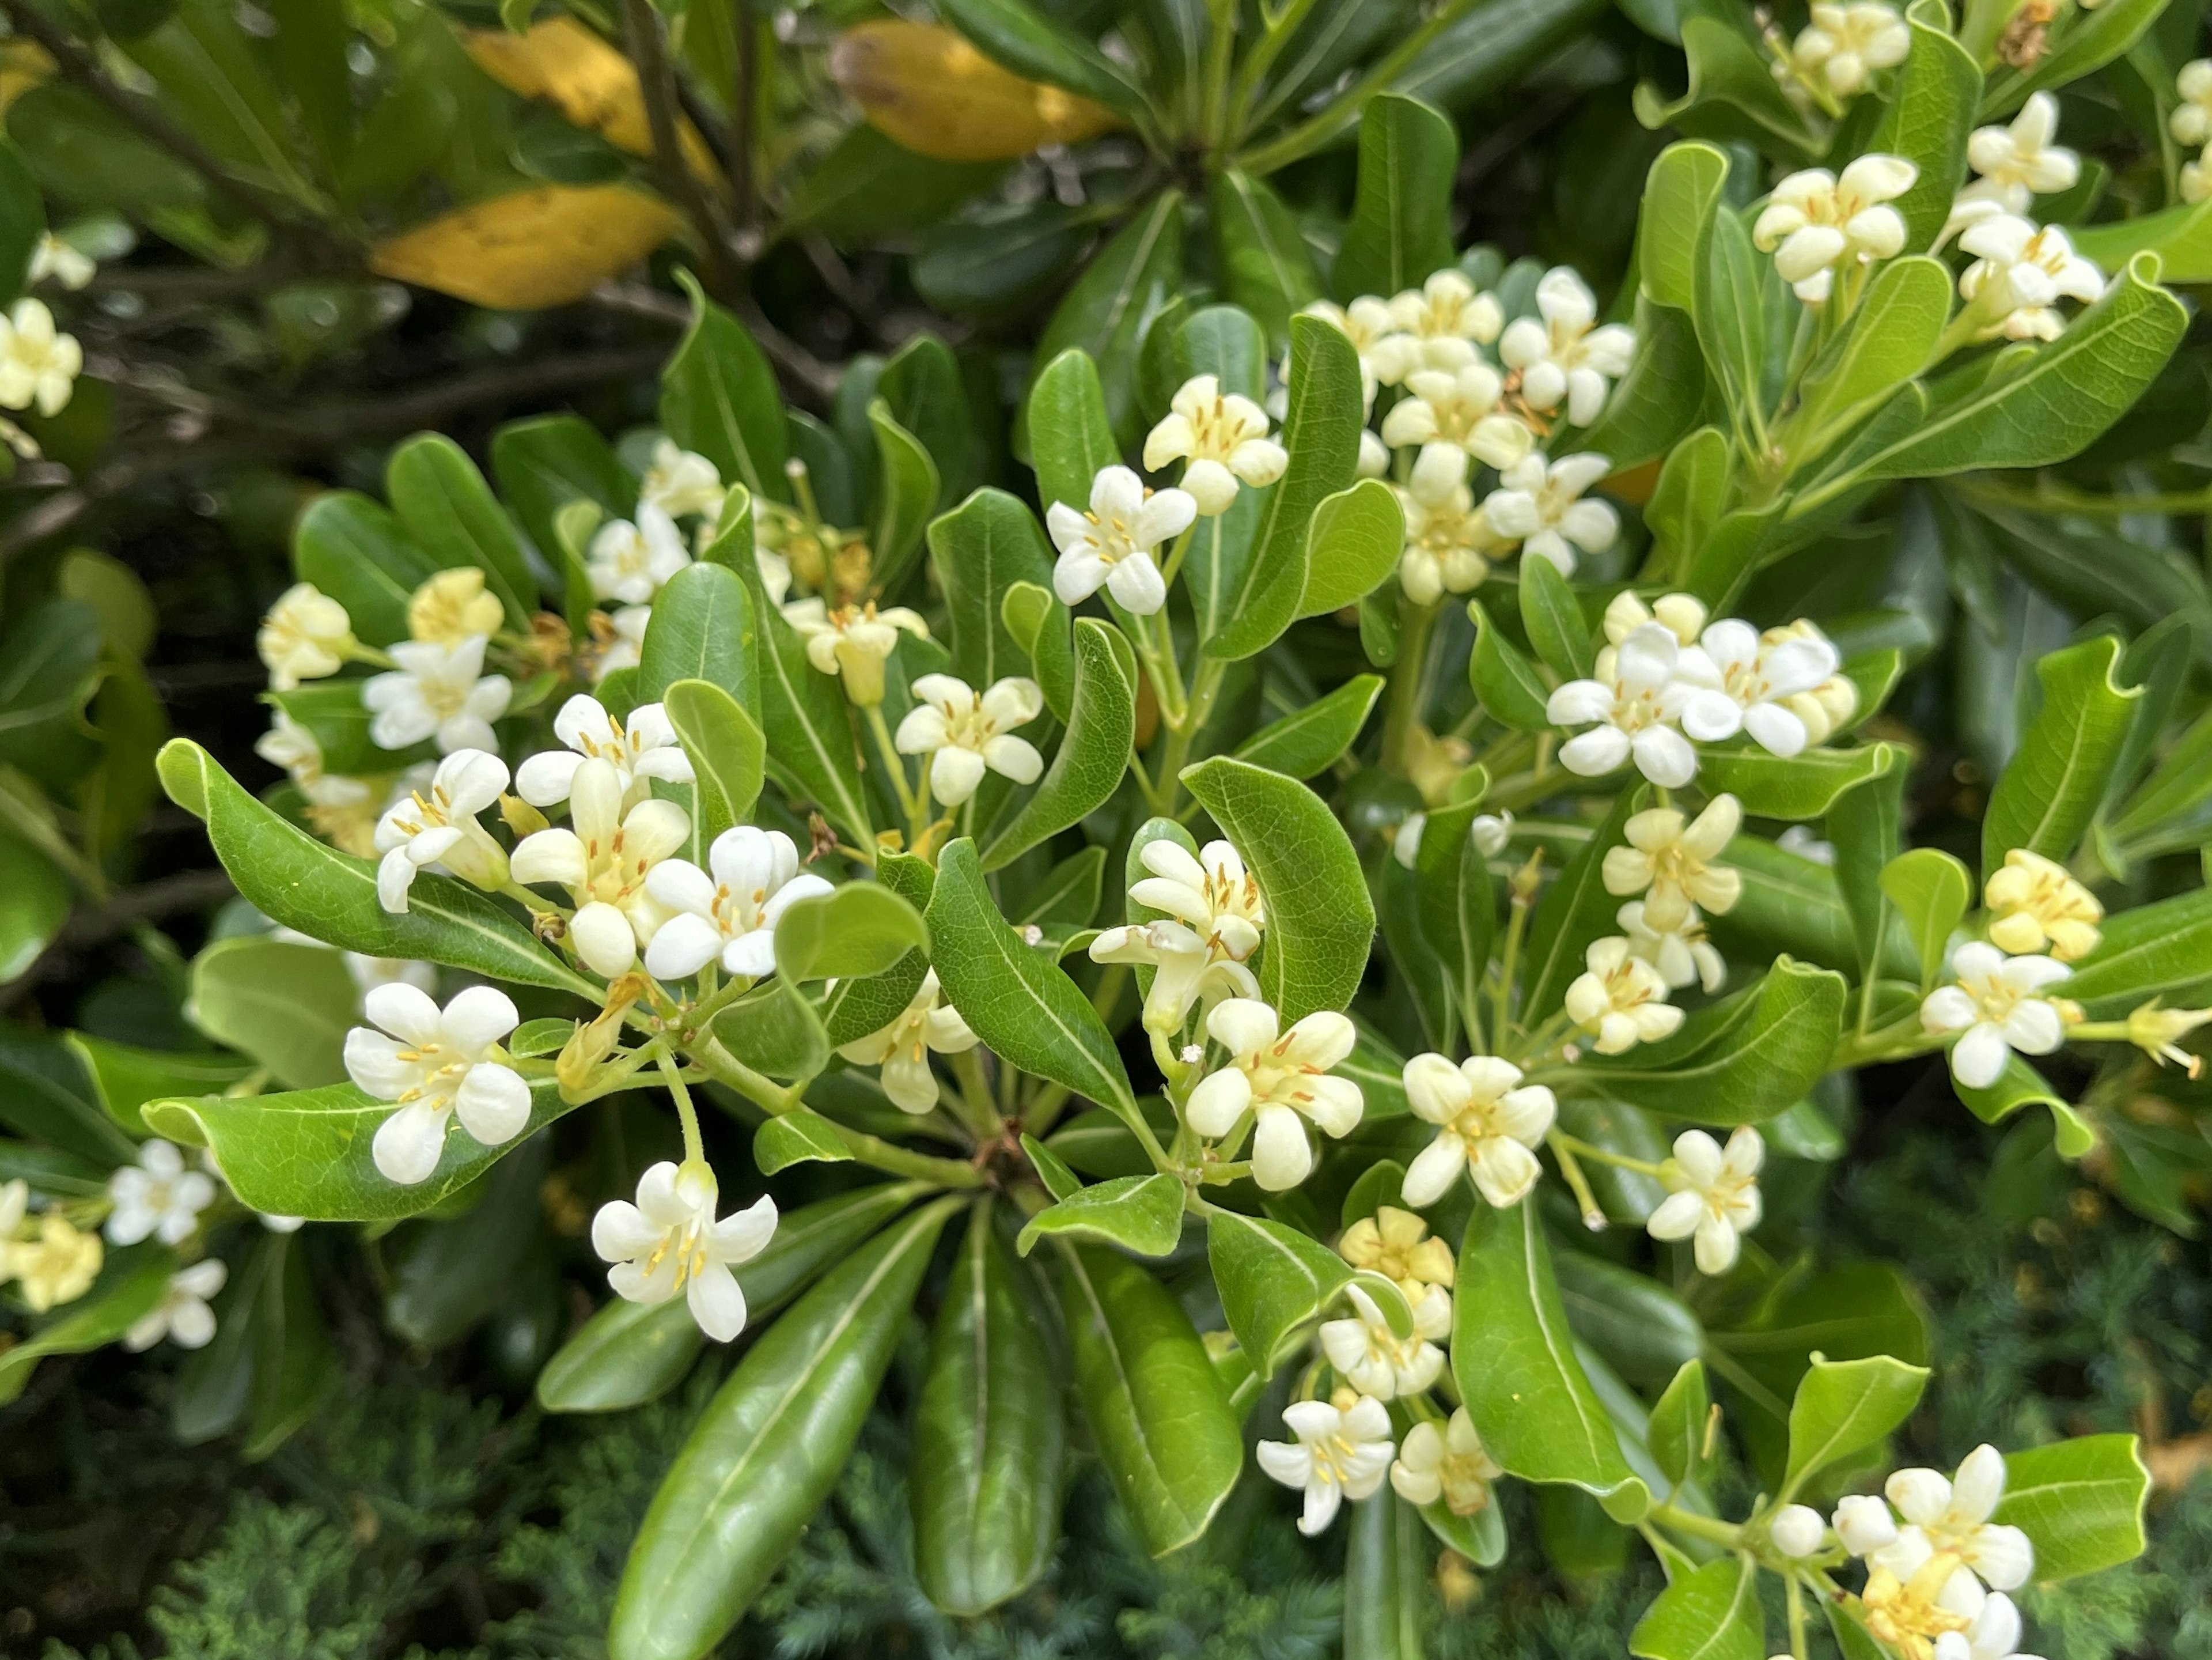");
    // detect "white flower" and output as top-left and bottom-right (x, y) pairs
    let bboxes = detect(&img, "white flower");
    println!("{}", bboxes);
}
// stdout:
(1646, 1126), (1764, 1275)
(2186, 152), (2212, 205)
(780, 598), (929, 706)
(510, 756), (690, 978)
(372, 748), (512, 913)
(344, 953), (437, 1000)
(588, 502), (692, 605)
(593, 604), (651, 683)
(1678, 617), (1842, 758)
(363, 634), (513, 755)
(1752, 156), (1917, 302)
(1957, 93), (2079, 215)
(1142, 375), (1289, 515)
(1357, 429), (1389, 478)
(1788, 2), (1910, 96)
(640, 438), (726, 520)
(1620, 900), (1727, 995)
(1320, 1281), (1448, 1400)
(836, 970), (979, 1113)
(1391, 1409), (1505, 1514)
(1498, 269), (1636, 426)
(1937, 1592), (2037, 1660)
(1400, 1053), (1556, 1209)
(1184, 999), (1362, 1190)
(1337, 1205), (1456, 1330)
(1546, 622), (1710, 787)
(1603, 795), (1743, 933)
(1379, 363), (1535, 497)
(1604, 589), (1709, 648)
(1880, 1445), (2036, 1591)
(1566, 936), (1685, 1054)
(1046, 464), (1195, 616)
(1920, 941), (2076, 1090)
(1957, 215), (2104, 342)
(1256, 1395), (1396, 1535)
(28, 232), (96, 291)
(1867, 1522), (1997, 1633)
(1835, 1492), (1902, 1556)
(255, 710), (335, 792)
(2173, 59), (2212, 146)
(1771, 1503), (1826, 1558)
(1395, 480), (1503, 604)
(515, 694), (696, 810)
(1480, 452), (1619, 575)
(894, 674), (1045, 805)
(643, 826), (834, 981)
(123, 1260), (228, 1352)
(1088, 838), (1267, 1033)
(592, 1159), (776, 1342)
(256, 582), (355, 690)
(1301, 296), (1404, 397)
(1984, 848), (2102, 961)
(0, 297), (82, 415)
(346, 984), (530, 1185)
(407, 567), (505, 648)
(1383, 270), (1503, 373)
(105, 1140), (217, 1246)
